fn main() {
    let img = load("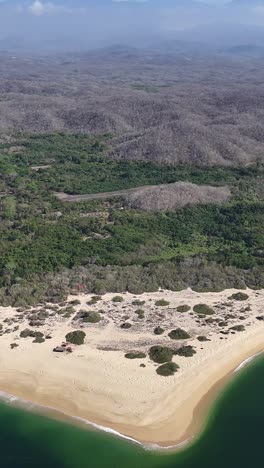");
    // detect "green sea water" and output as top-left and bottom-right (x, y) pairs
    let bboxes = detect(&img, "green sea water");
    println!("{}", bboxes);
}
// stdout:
(1, 355), (264, 468)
